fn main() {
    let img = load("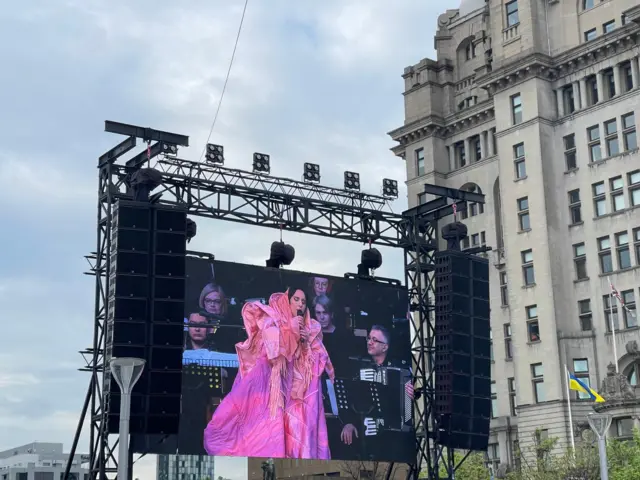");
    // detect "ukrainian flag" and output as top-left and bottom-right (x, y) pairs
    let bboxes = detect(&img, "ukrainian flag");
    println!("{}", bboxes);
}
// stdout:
(568, 373), (605, 403)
